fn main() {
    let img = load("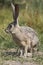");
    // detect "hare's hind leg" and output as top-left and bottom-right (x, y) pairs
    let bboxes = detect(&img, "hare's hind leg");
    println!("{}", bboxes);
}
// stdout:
(27, 43), (33, 57)
(33, 44), (39, 55)
(24, 46), (32, 57)
(24, 39), (32, 57)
